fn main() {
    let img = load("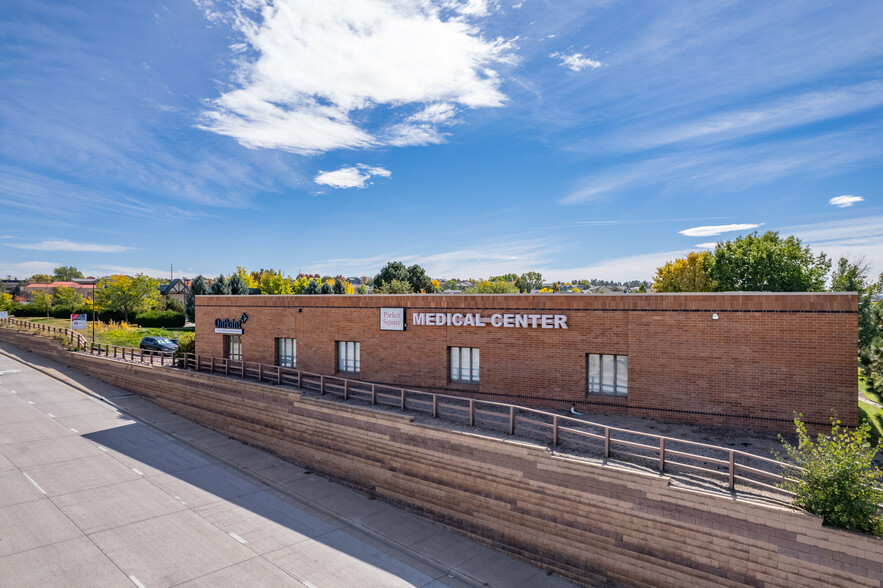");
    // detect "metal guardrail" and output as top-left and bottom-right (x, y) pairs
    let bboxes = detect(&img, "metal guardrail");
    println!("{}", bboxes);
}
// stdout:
(1, 317), (176, 366)
(179, 352), (804, 500)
